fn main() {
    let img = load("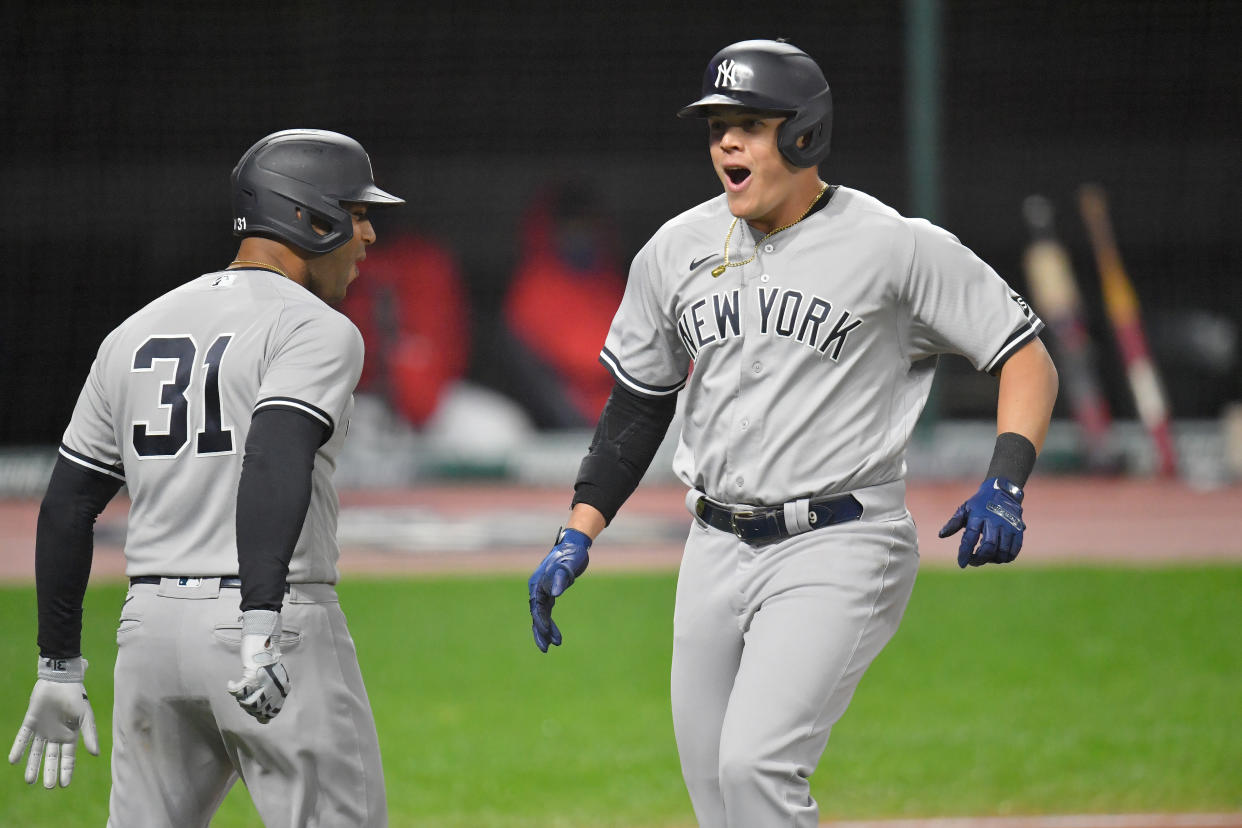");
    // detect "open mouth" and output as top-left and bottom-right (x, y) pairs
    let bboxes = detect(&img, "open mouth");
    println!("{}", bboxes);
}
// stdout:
(725, 166), (751, 186)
